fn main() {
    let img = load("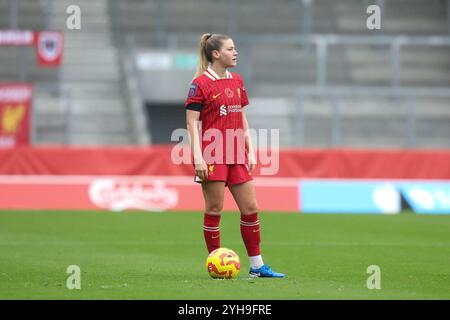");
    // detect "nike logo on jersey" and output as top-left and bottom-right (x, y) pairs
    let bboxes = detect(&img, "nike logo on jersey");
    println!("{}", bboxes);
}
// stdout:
(212, 93), (222, 100)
